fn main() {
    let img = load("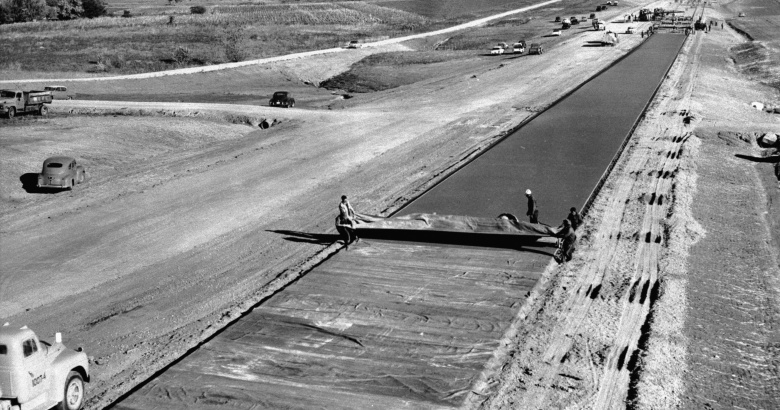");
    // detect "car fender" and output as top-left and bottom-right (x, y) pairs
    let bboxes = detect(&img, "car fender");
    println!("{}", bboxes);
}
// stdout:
(48, 347), (89, 403)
